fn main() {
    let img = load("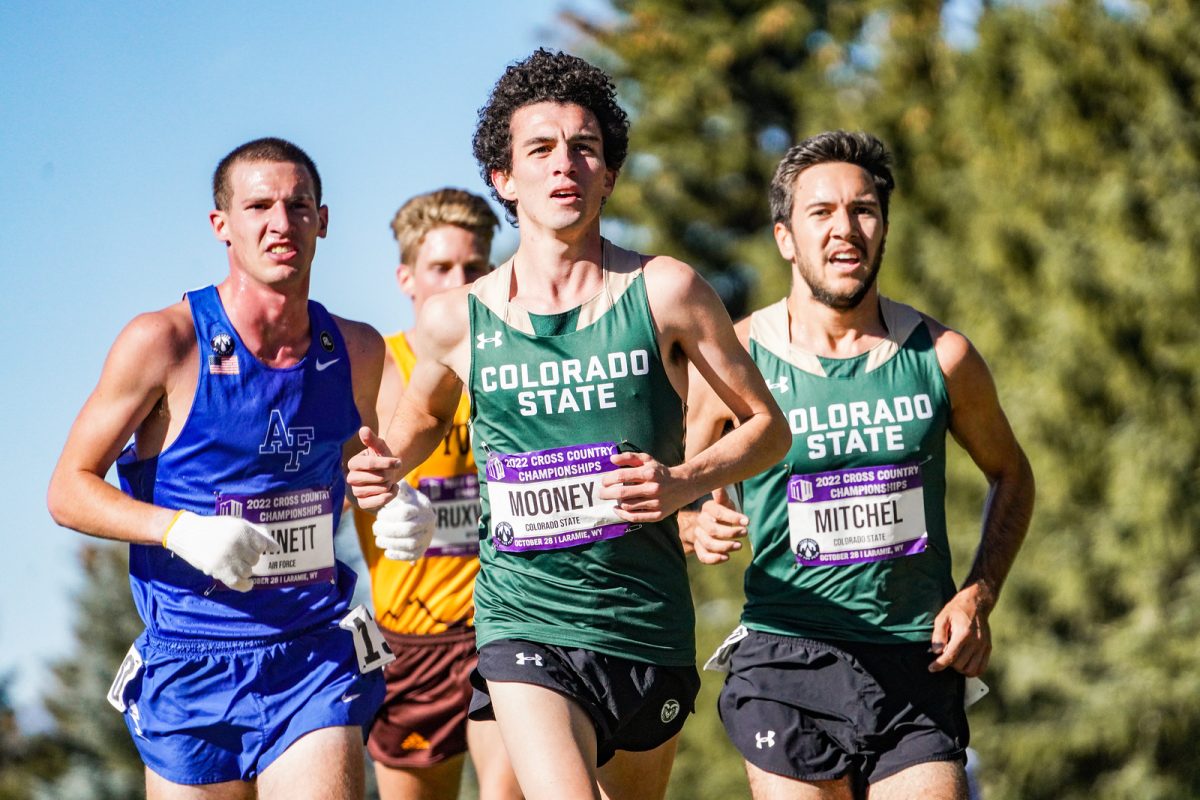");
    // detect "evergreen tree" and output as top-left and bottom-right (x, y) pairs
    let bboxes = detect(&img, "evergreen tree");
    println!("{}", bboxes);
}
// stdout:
(0, 672), (34, 800)
(36, 544), (146, 799)
(901, 3), (1200, 798)
(567, 0), (895, 317)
